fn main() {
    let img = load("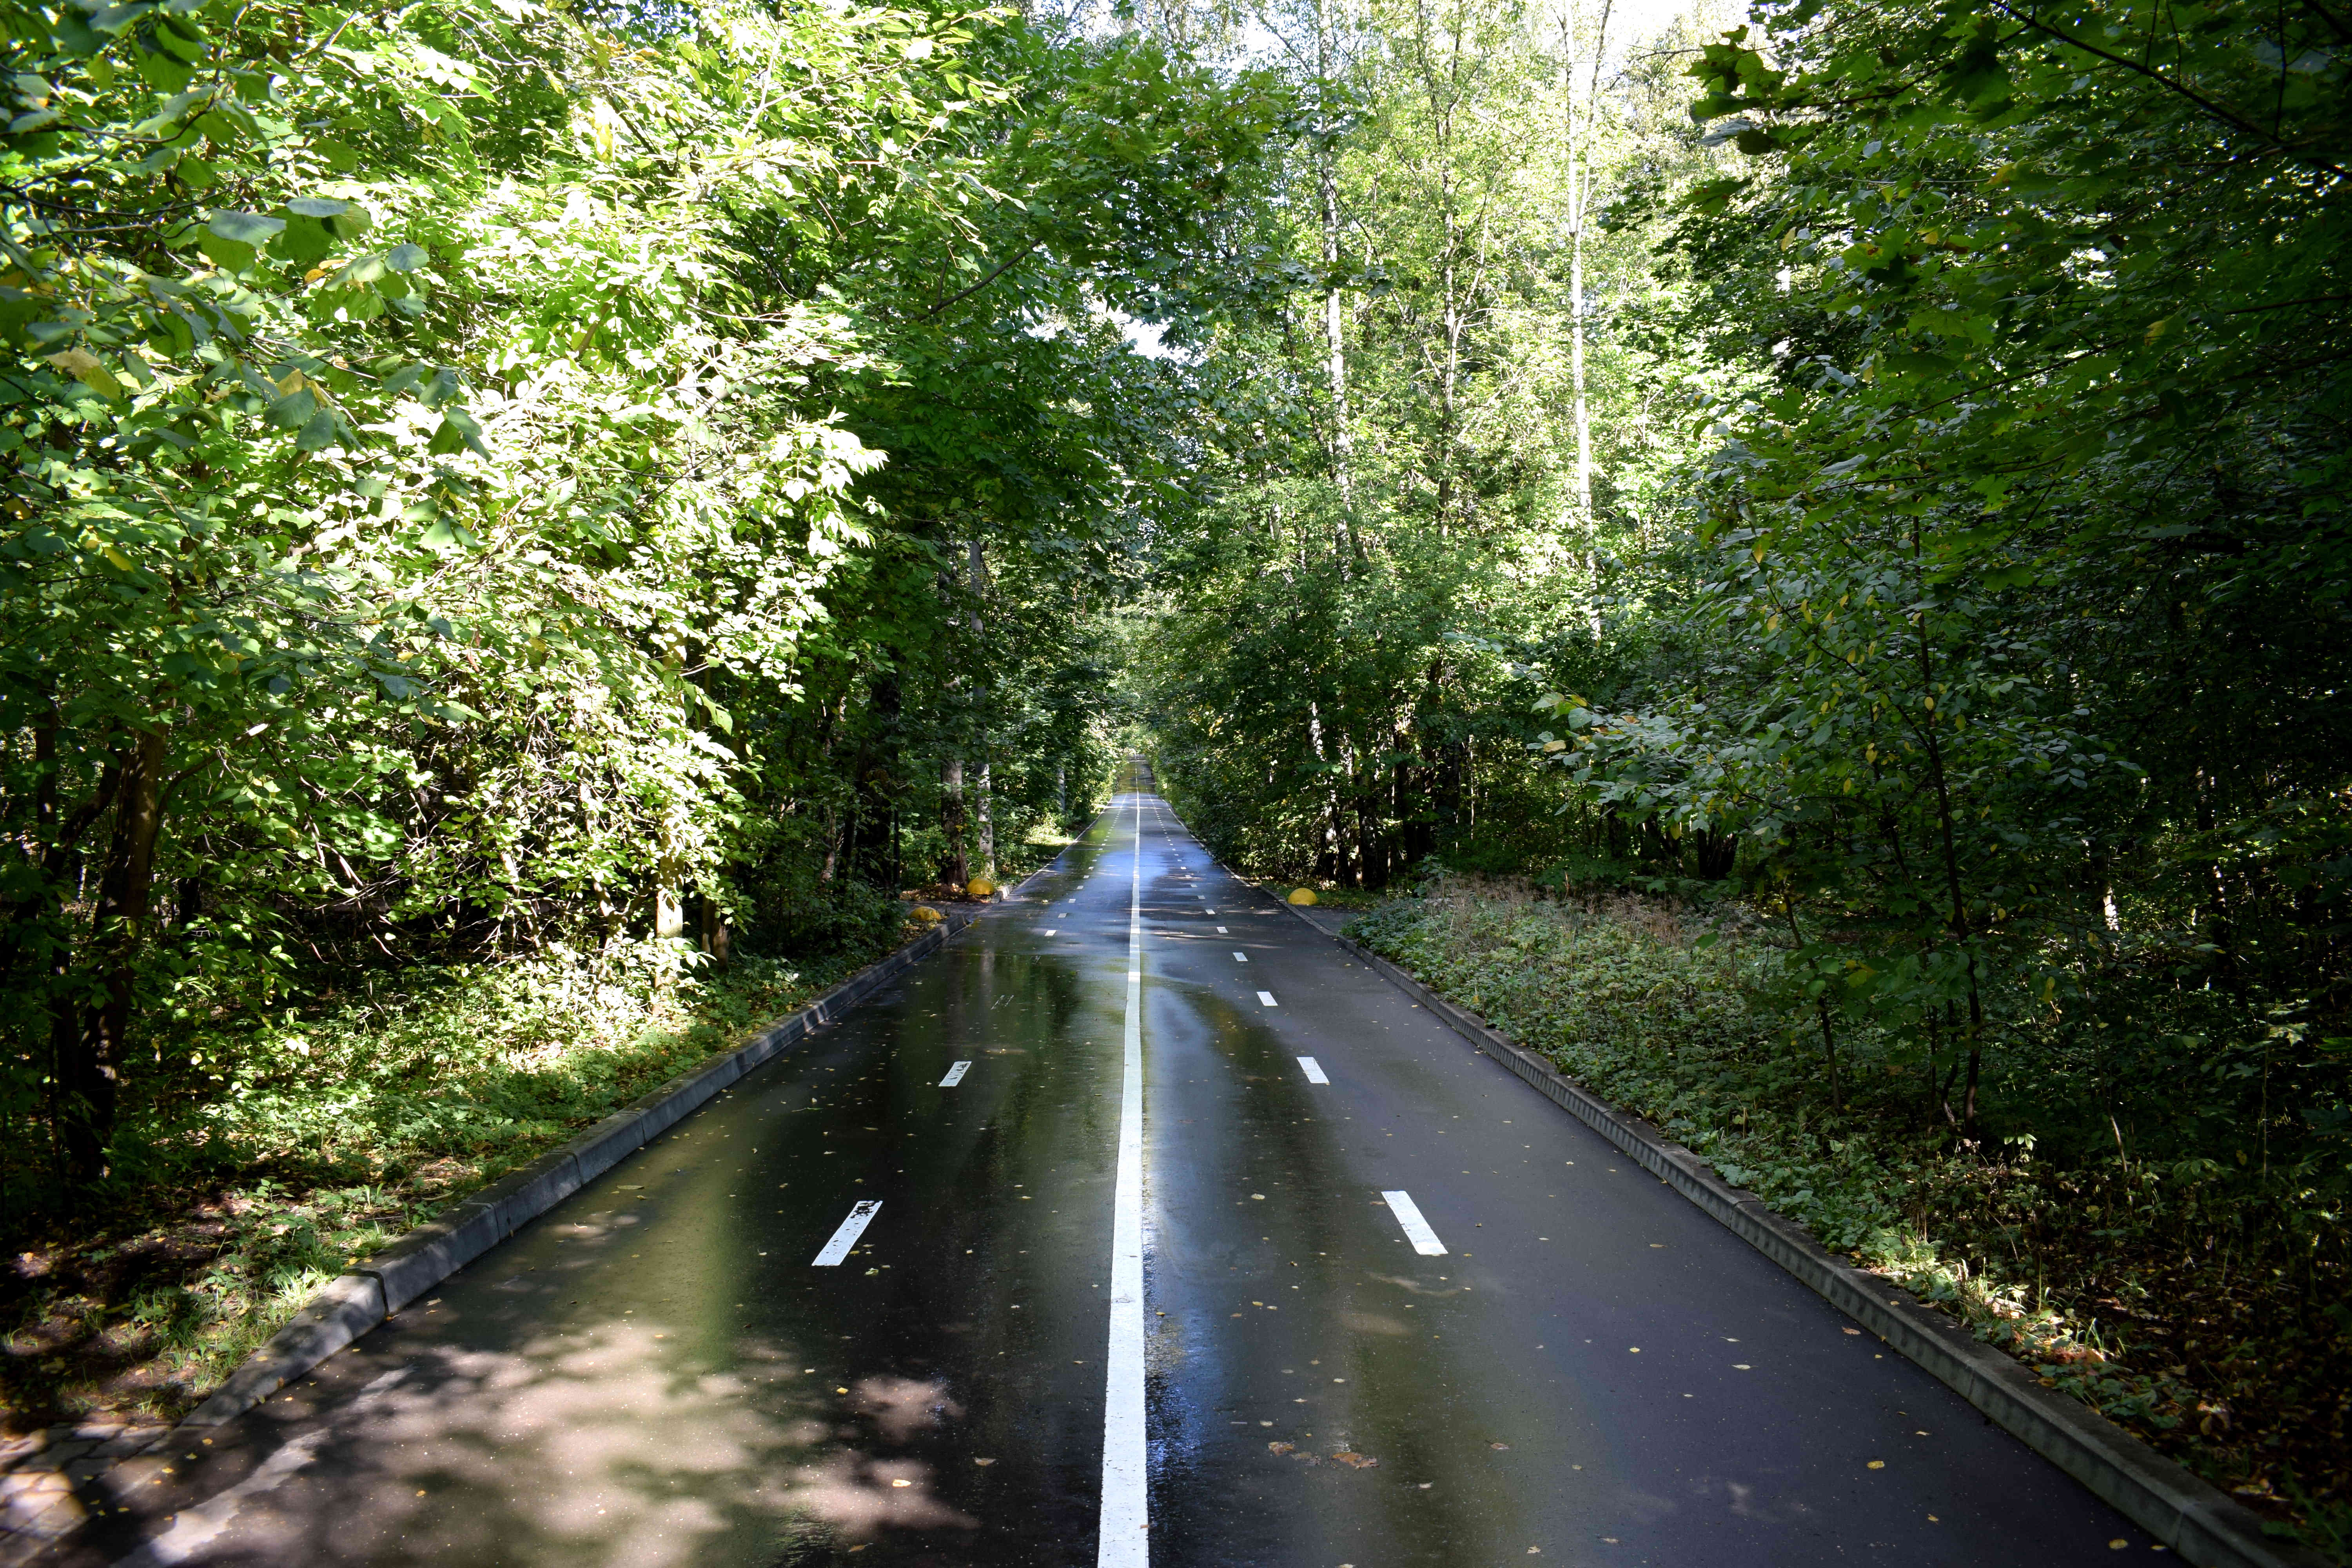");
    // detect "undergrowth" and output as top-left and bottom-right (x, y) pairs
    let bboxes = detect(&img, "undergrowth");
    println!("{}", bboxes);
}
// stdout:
(0, 920), (926, 1433)
(1351, 877), (2349, 1561)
